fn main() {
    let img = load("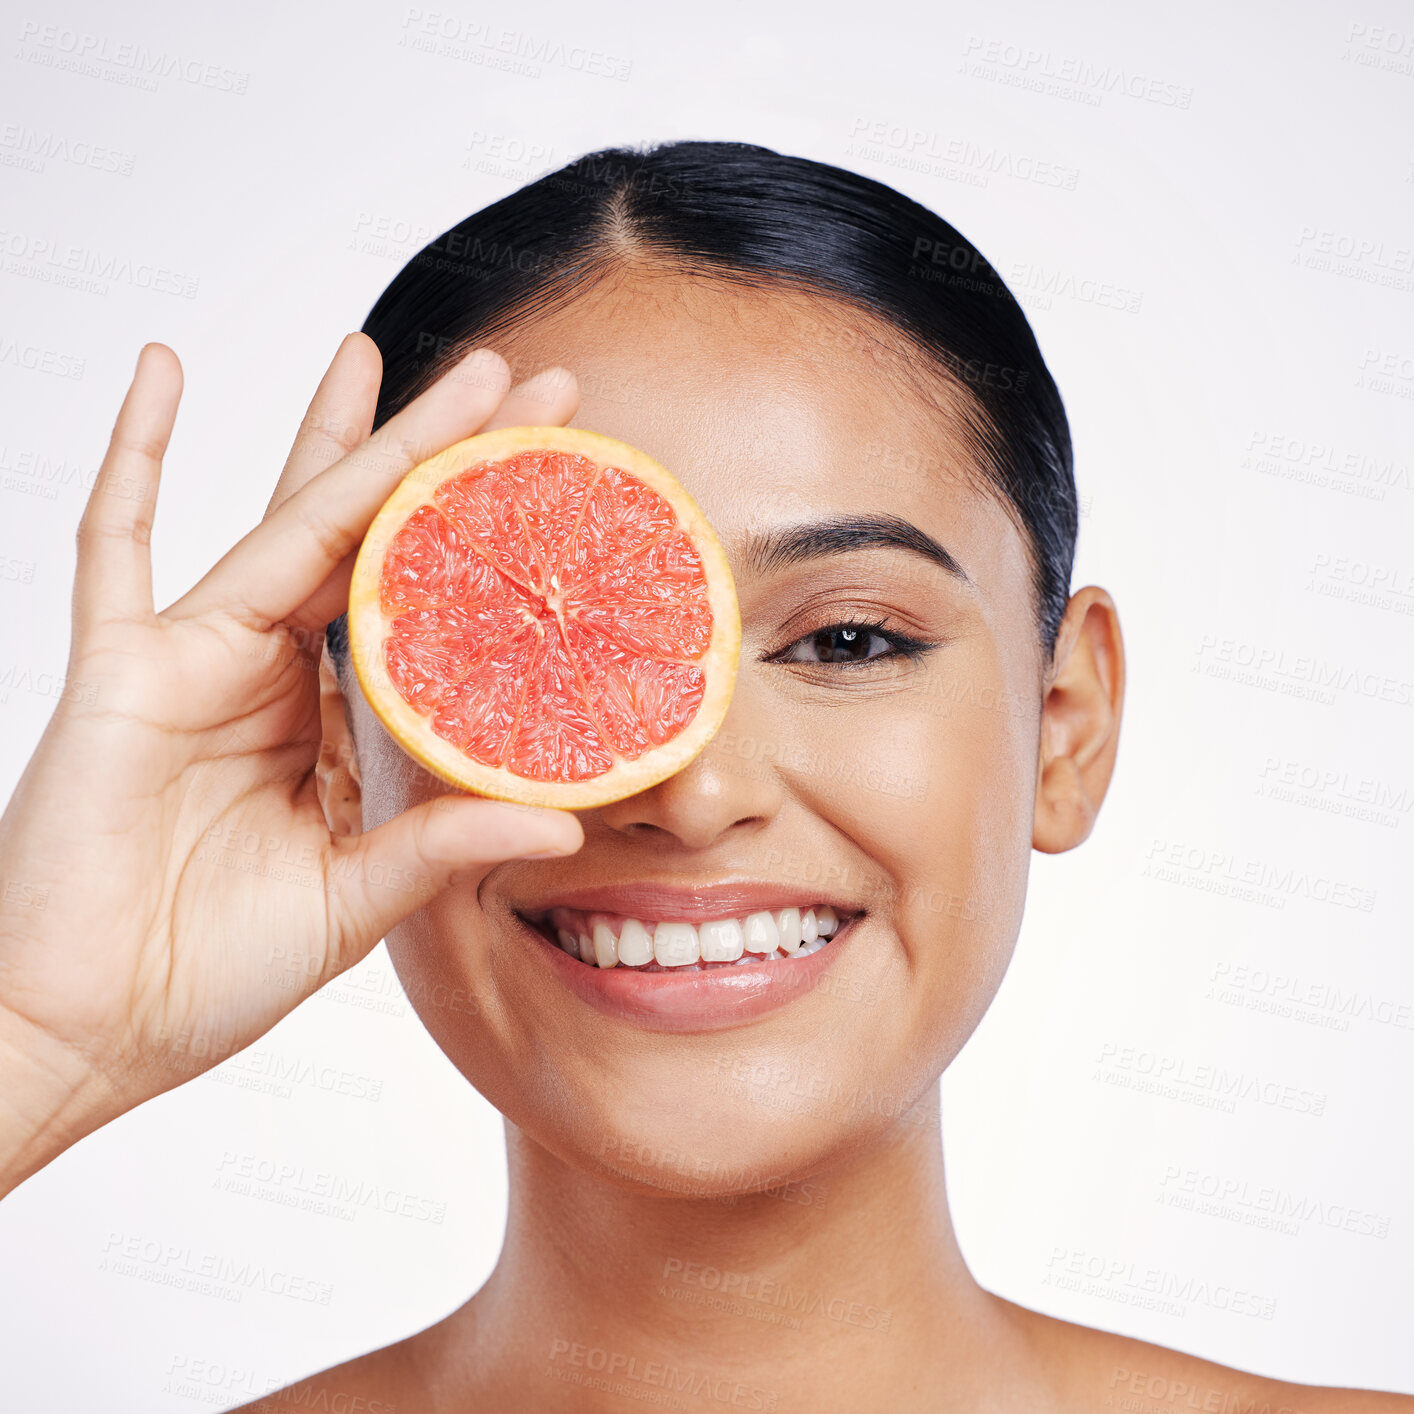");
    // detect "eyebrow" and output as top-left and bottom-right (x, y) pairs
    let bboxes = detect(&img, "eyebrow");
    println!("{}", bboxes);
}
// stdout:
(743, 514), (971, 584)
